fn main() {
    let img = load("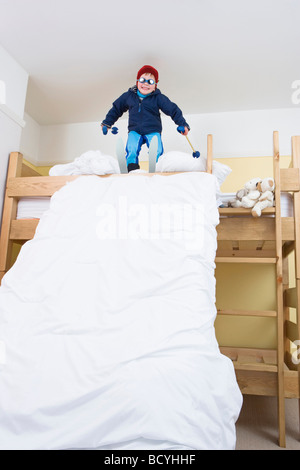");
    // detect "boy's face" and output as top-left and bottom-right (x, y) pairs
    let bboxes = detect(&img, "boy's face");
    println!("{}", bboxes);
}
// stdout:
(137, 73), (156, 95)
